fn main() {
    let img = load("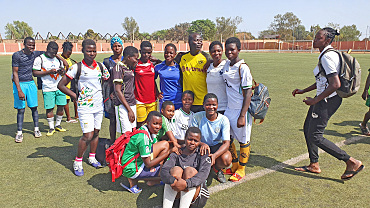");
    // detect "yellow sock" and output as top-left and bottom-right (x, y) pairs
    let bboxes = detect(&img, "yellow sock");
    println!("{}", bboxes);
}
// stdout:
(229, 142), (239, 172)
(235, 142), (251, 177)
